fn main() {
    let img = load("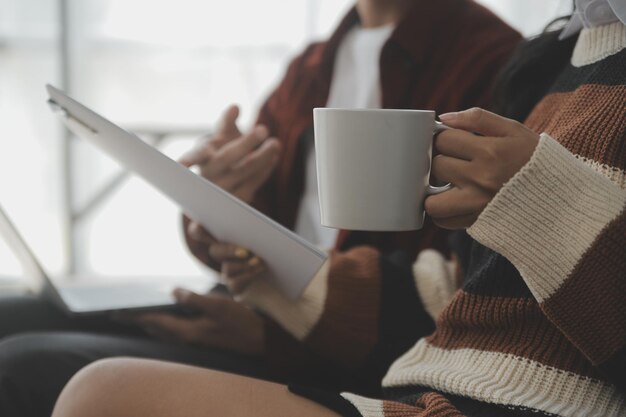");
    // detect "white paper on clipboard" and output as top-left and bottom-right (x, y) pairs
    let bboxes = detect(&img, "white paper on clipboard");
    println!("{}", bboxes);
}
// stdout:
(45, 84), (327, 300)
